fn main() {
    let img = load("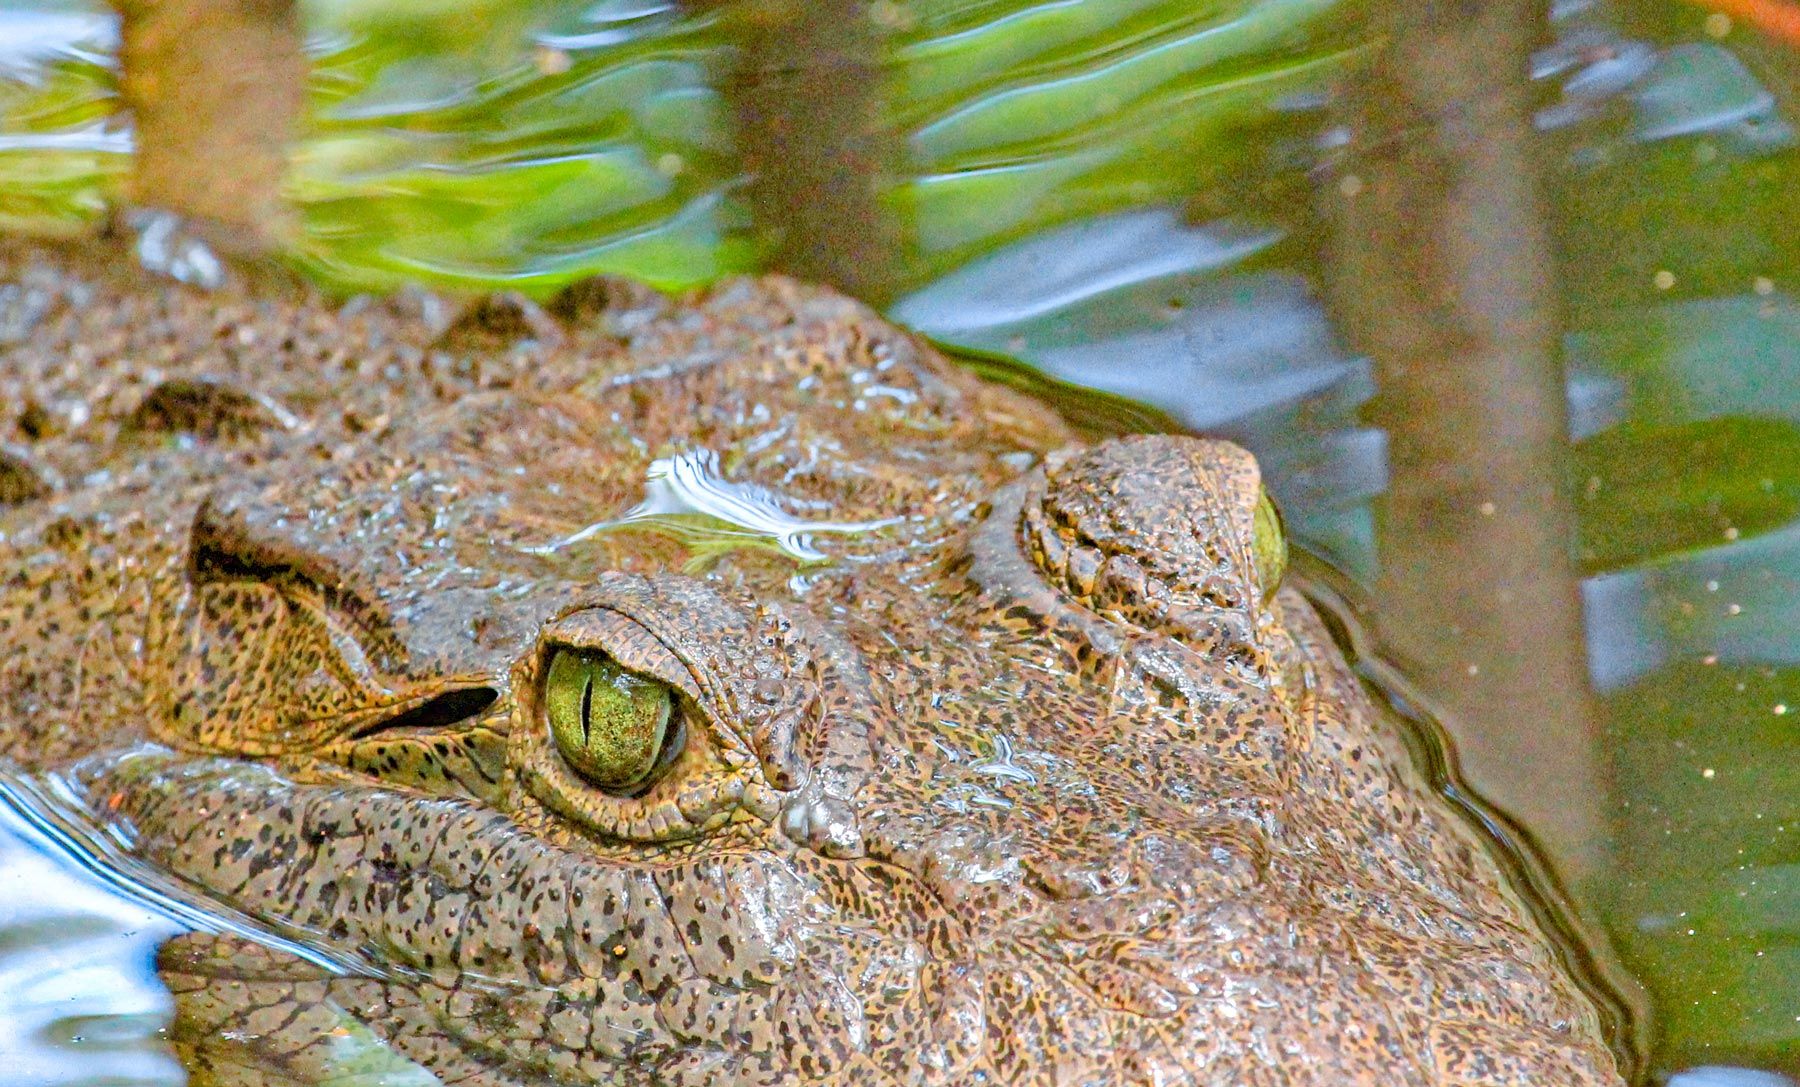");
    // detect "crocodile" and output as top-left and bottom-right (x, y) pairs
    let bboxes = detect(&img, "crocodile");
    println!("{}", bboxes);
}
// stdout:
(0, 238), (1623, 1085)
